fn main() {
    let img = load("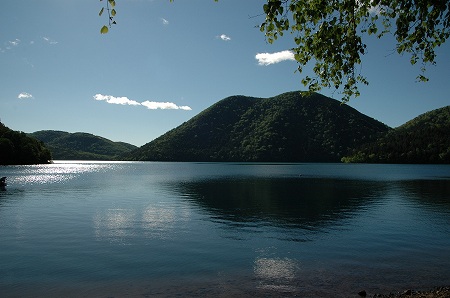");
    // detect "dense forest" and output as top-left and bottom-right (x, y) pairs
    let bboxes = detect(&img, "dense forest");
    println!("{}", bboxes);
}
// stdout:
(0, 121), (52, 165)
(30, 131), (137, 160)
(342, 106), (450, 163)
(123, 92), (390, 162)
